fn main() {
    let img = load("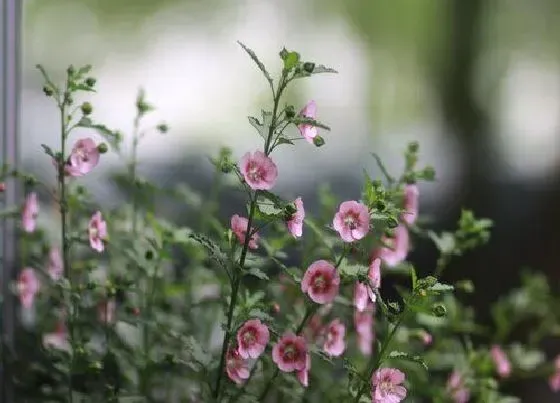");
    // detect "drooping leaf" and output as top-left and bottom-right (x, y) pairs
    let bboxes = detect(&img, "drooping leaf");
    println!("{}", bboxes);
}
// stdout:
(387, 351), (428, 371)
(238, 41), (273, 85)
